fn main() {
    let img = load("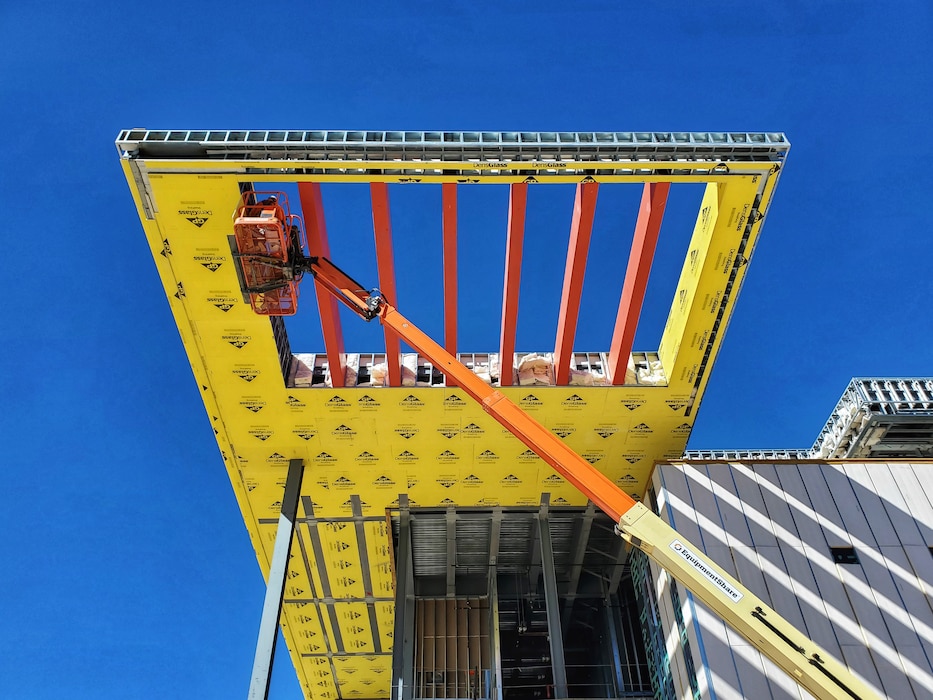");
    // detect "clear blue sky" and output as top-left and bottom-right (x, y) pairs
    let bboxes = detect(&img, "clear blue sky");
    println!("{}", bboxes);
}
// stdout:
(1, 2), (931, 698)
